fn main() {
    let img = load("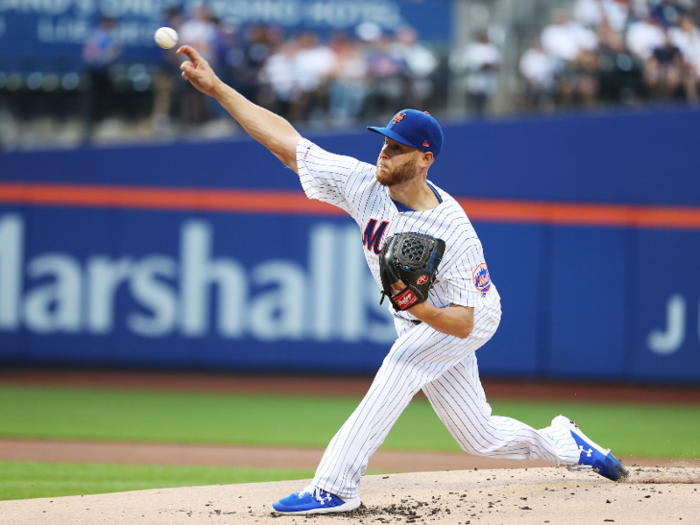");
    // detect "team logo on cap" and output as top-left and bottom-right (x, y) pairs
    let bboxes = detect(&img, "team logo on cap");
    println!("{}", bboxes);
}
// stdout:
(392, 112), (406, 125)
(423, 141), (430, 147)
(472, 263), (491, 293)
